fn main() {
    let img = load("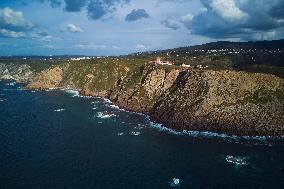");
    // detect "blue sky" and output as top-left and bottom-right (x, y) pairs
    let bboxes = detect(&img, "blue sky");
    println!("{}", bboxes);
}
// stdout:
(0, 0), (284, 56)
